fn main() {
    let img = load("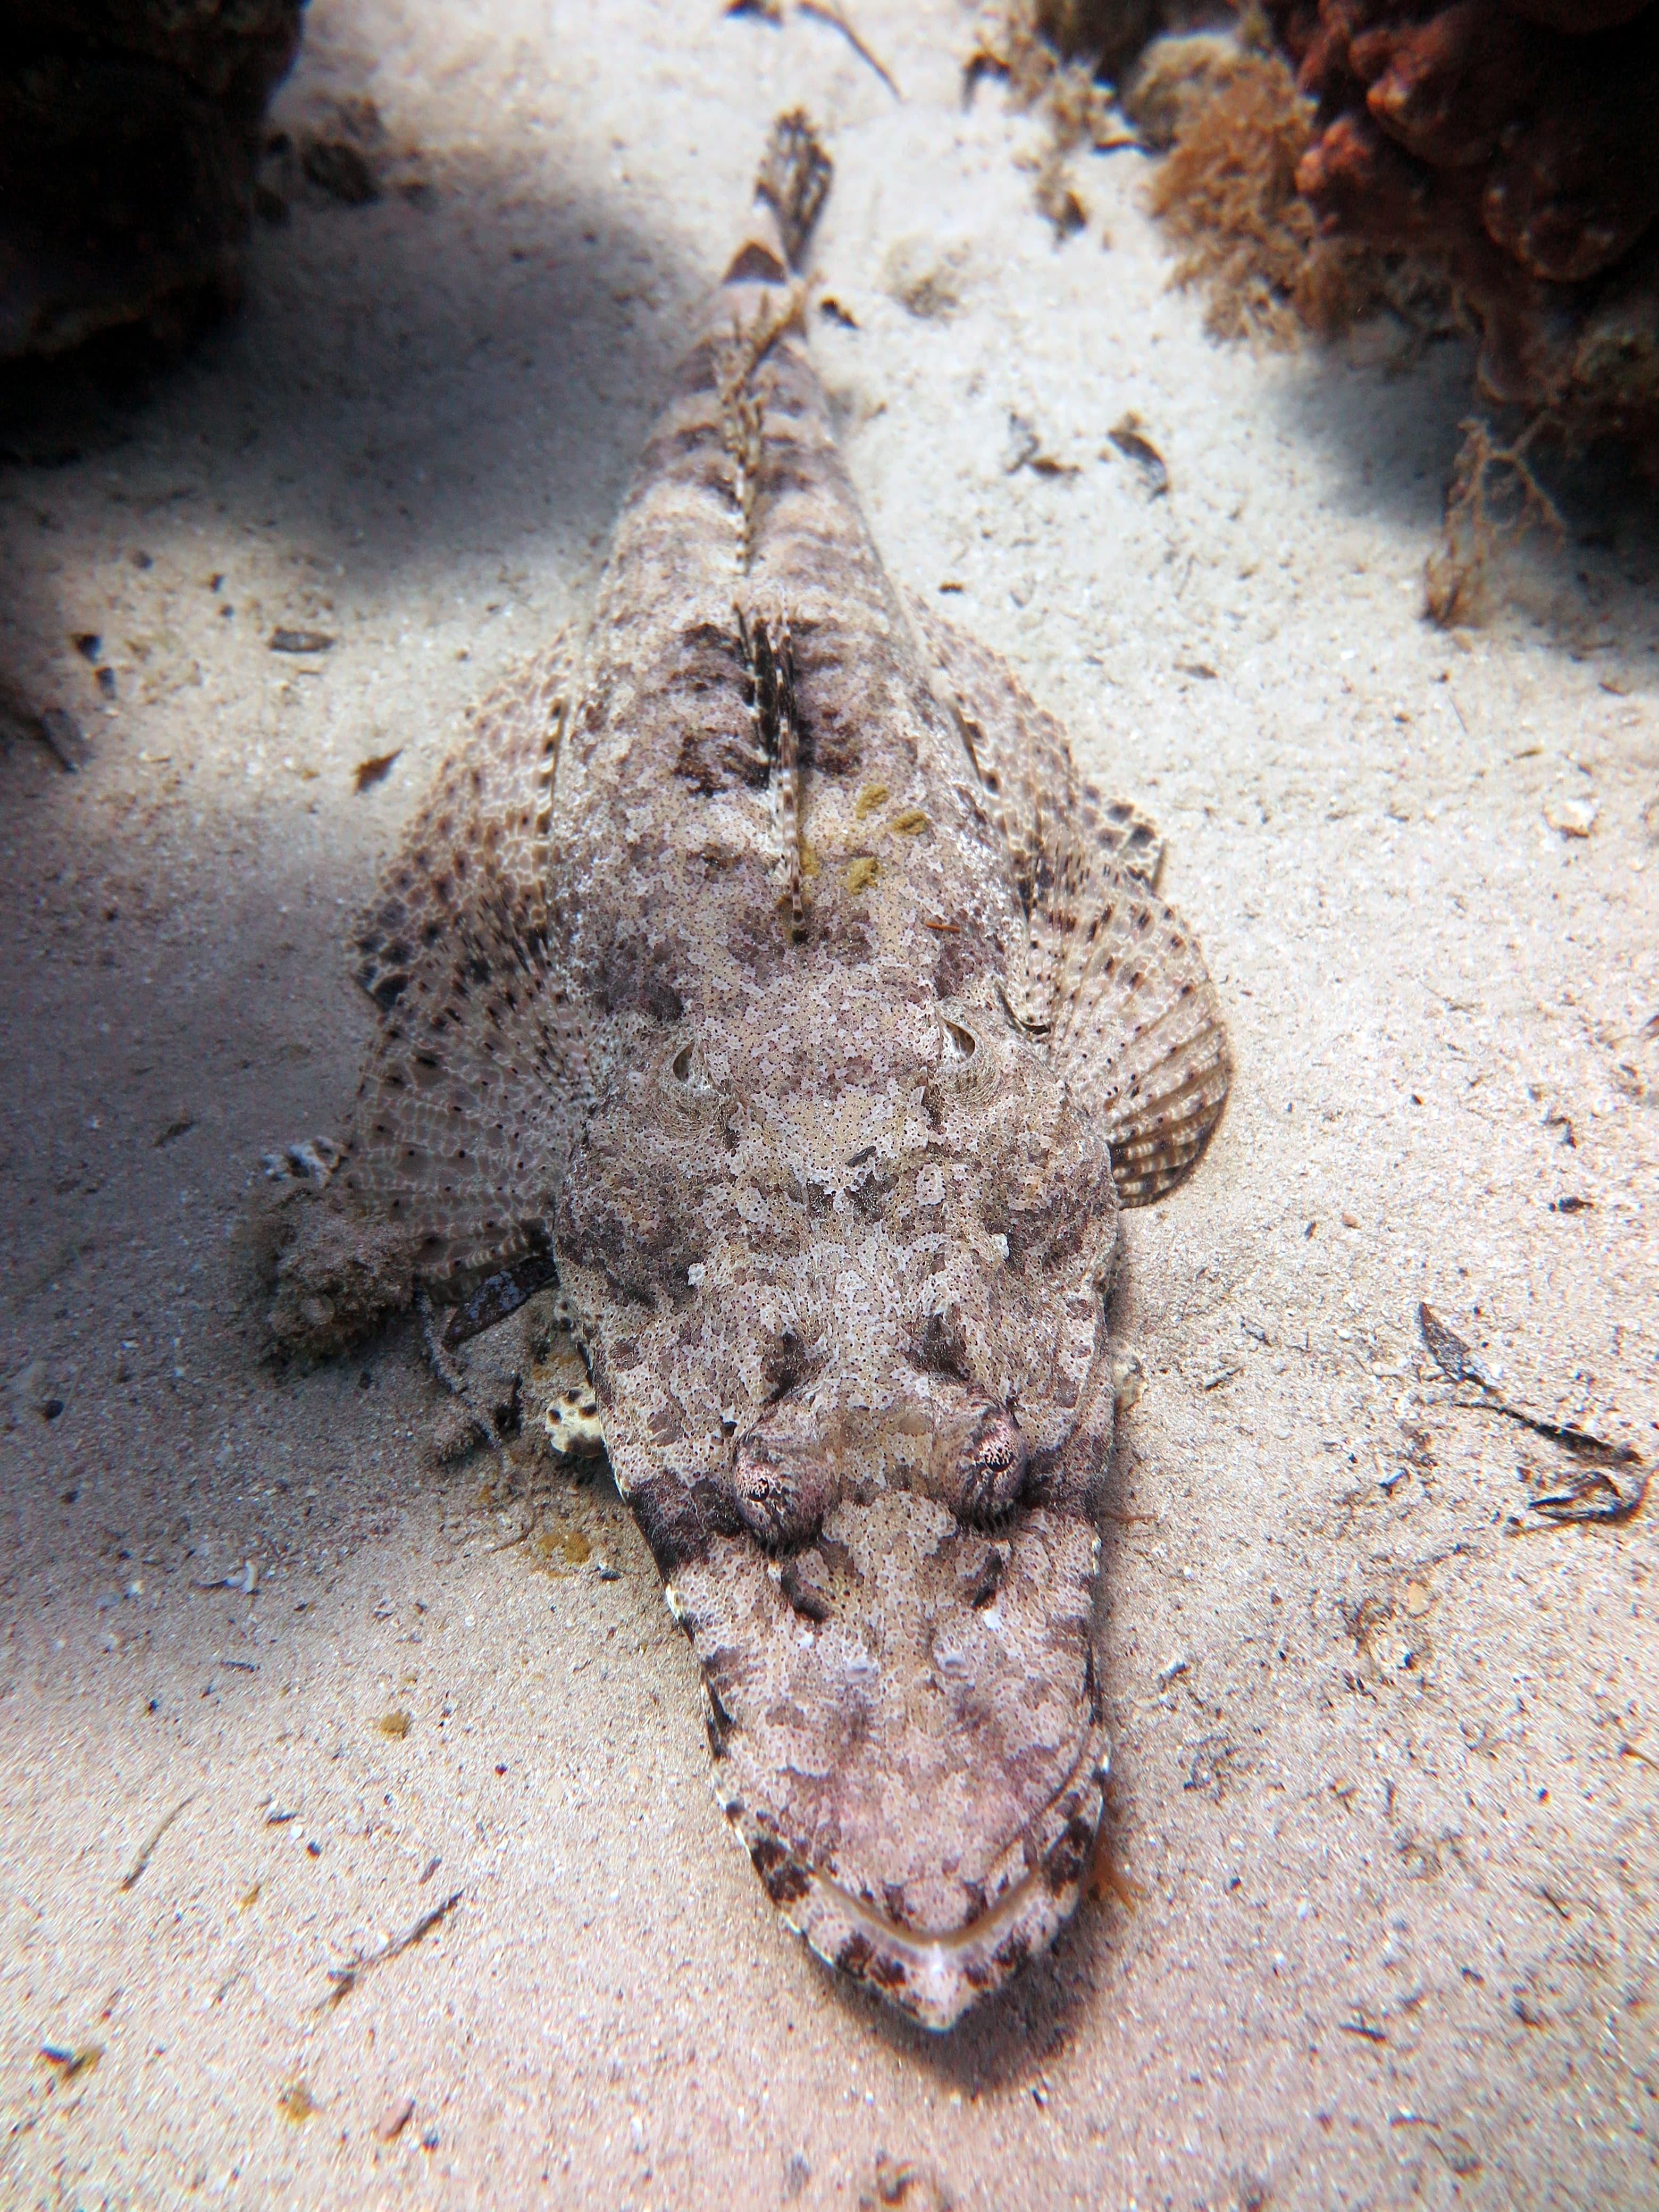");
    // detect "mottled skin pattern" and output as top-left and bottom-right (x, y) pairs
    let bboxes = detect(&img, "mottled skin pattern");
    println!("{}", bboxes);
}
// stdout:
(296, 119), (1230, 2030)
